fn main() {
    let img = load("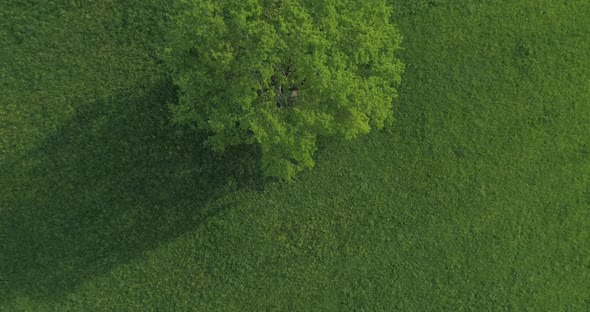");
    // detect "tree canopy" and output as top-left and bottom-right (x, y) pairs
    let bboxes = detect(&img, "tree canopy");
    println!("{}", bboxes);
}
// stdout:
(163, 0), (404, 180)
